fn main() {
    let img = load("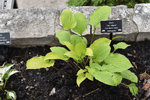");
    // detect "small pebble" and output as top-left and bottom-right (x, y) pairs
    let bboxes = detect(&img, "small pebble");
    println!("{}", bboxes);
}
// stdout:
(45, 68), (49, 71)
